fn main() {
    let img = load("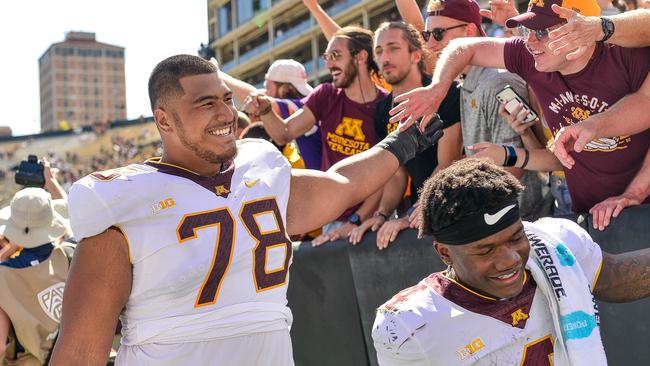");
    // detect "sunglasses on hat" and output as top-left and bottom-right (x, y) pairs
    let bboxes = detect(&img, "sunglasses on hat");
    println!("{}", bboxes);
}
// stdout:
(421, 24), (468, 42)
